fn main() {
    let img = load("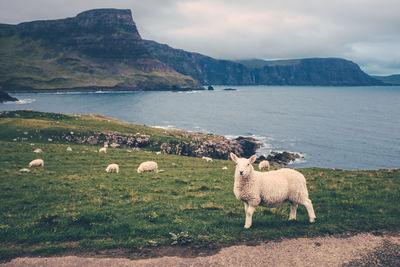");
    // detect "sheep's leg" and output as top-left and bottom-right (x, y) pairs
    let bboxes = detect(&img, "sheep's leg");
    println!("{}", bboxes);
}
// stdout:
(244, 205), (256, 229)
(244, 202), (249, 213)
(289, 203), (298, 221)
(301, 198), (316, 223)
